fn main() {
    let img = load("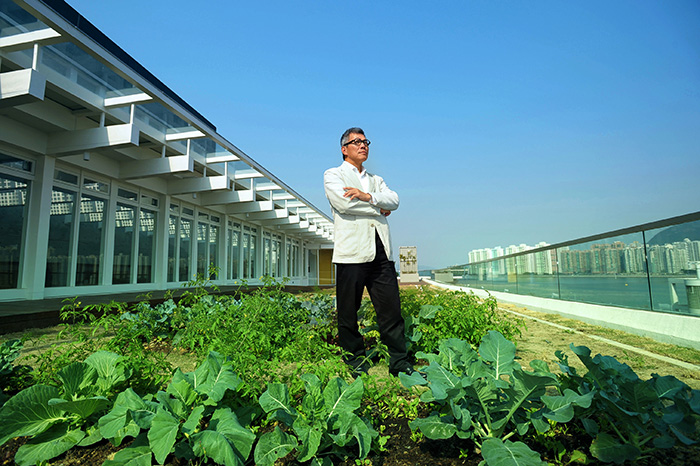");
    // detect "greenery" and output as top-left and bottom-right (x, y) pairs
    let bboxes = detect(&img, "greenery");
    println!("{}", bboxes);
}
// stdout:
(0, 283), (698, 465)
